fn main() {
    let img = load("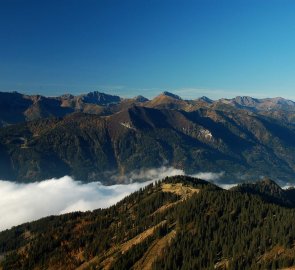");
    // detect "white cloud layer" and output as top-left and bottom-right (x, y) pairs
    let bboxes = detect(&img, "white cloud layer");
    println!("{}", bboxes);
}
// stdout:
(192, 172), (224, 181)
(0, 176), (156, 232)
(282, 184), (295, 190)
(111, 166), (185, 183)
(0, 167), (224, 231)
